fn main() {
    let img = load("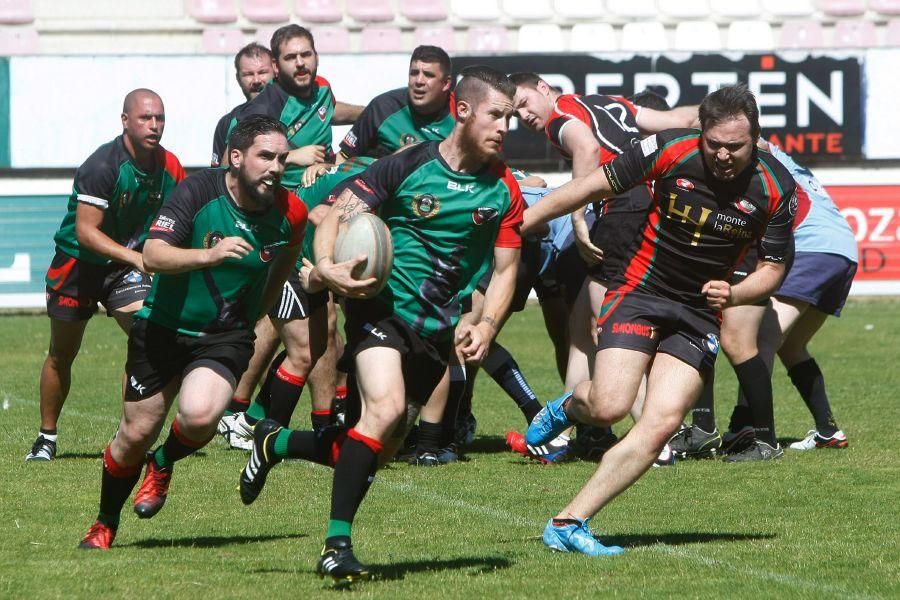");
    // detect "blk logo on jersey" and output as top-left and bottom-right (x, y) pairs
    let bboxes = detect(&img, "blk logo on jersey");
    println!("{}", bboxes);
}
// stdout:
(412, 193), (441, 218)
(448, 181), (476, 193)
(676, 178), (694, 191)
(203, 231), (225, 249)
(472, 207), (499, 225)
